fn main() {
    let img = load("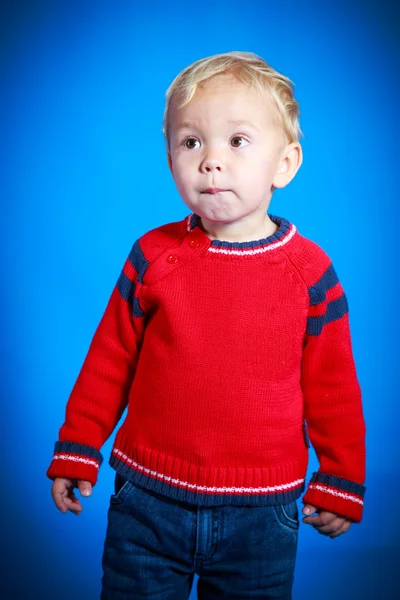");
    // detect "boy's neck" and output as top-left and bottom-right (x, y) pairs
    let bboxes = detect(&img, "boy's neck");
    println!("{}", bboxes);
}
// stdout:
(199, 213), (278, 243)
